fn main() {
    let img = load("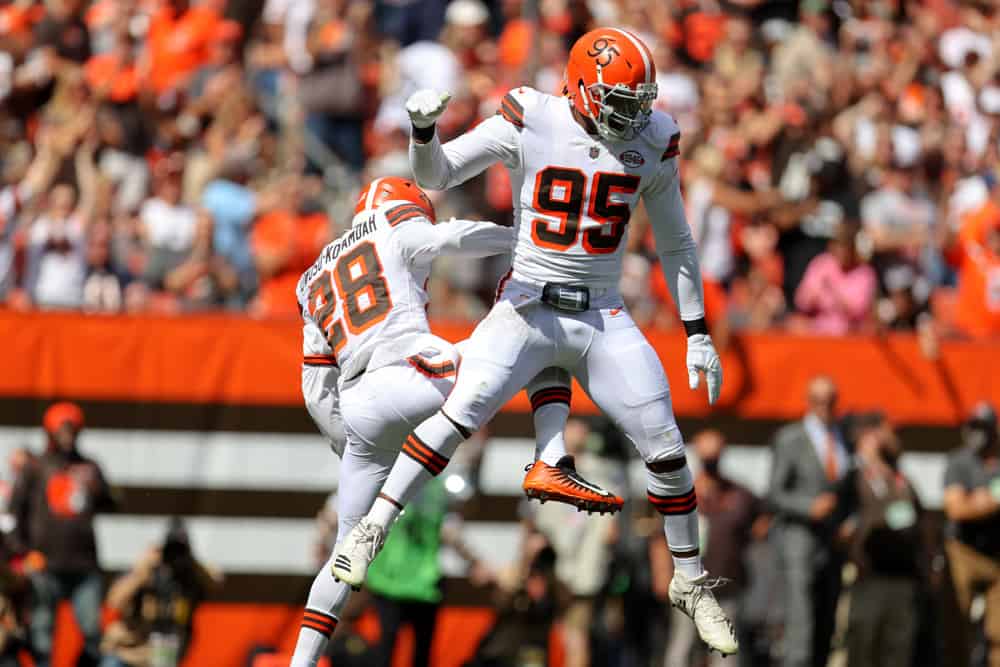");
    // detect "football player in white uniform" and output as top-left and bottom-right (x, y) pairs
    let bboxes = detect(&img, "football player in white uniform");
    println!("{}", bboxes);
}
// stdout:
(333, 28), (737, 655)
(291, 176), (508, 666)
(290, 177), (581, 666)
